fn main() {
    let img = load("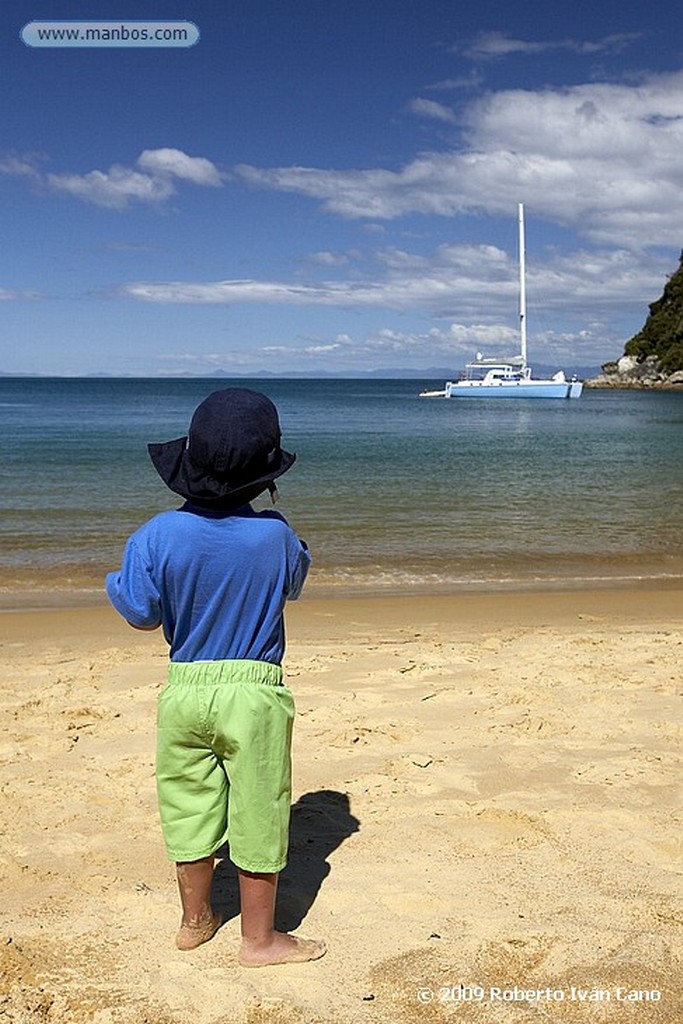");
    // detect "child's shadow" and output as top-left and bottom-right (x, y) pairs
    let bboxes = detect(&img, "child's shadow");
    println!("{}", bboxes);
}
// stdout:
(211, 789), (360, 931)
